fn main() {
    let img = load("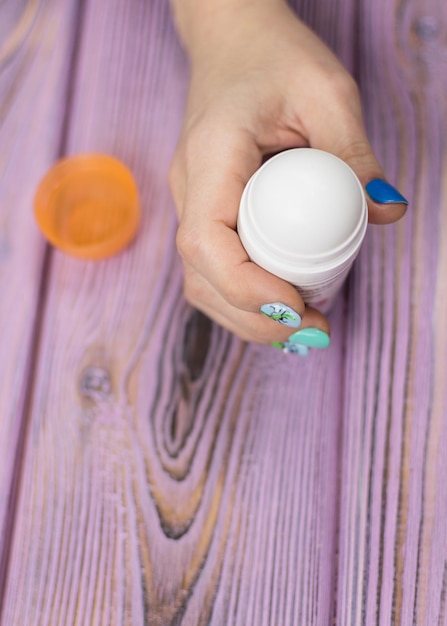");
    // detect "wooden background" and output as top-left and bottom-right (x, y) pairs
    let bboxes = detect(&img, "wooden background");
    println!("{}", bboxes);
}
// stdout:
(0, 0), (446, 624)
